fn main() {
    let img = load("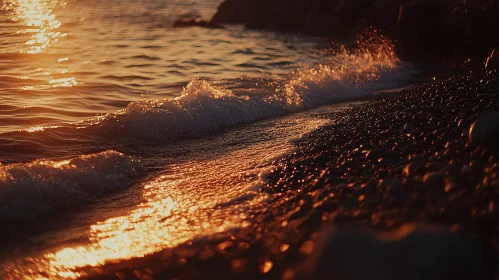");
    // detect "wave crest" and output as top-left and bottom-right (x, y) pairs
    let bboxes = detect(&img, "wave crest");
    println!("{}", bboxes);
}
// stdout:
(0, 151), (141, 223)
(93, 31), (407, 142)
